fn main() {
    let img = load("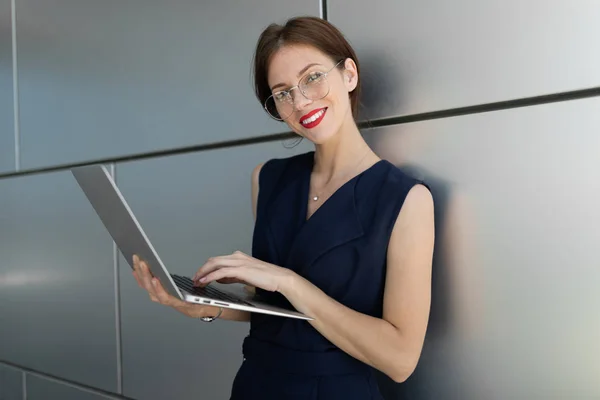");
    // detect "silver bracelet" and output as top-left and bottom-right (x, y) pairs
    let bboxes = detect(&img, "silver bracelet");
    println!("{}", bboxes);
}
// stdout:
(200, 307), (223, 322)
